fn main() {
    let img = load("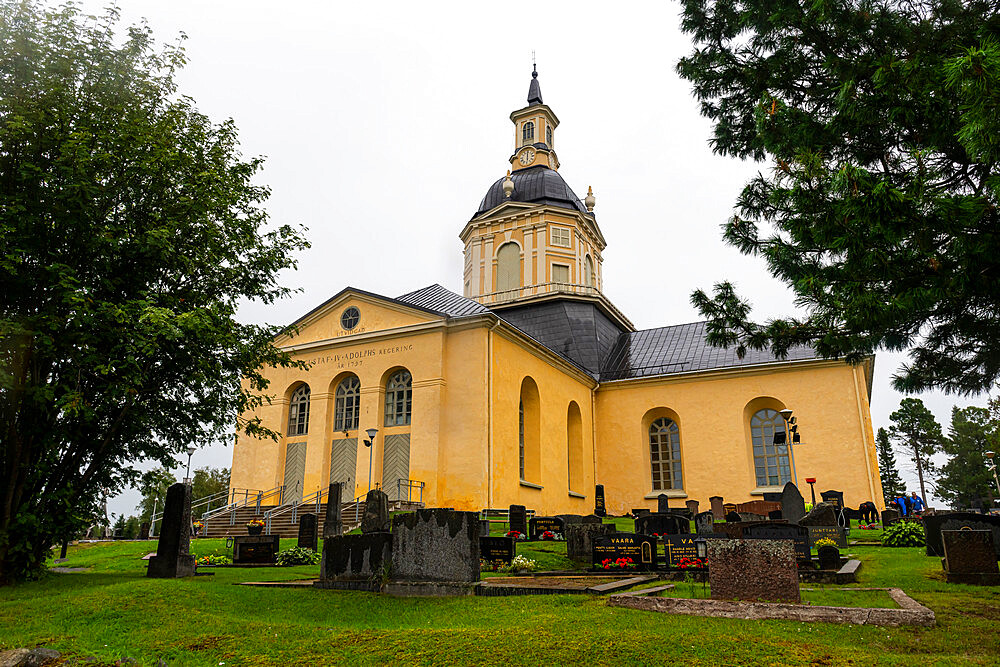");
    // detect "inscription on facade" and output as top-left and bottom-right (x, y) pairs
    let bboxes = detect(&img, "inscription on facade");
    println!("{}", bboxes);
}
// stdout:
(310, 344), (415, 369)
